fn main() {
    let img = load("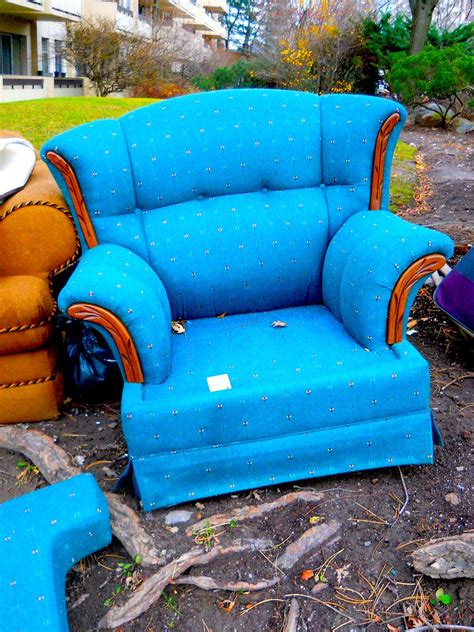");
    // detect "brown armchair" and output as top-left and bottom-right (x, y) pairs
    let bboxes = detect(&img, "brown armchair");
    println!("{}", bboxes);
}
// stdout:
(0, 132), (79, 423)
